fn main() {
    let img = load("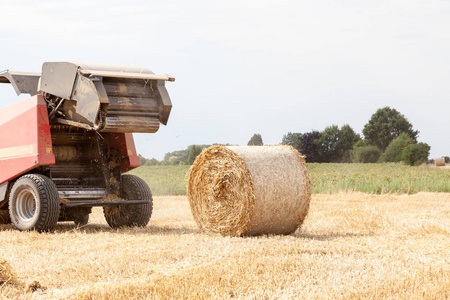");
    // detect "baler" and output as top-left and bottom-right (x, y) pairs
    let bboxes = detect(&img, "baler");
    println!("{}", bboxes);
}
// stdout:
(0, 62), (174, 232)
